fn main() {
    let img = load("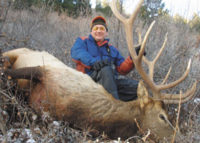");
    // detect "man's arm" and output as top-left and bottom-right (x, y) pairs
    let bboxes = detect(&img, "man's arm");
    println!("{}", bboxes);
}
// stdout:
(71, 37), (97, 69)
(114, 45), (146, 75)
(116, 55), (134, 75)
